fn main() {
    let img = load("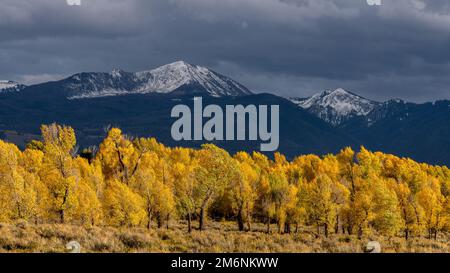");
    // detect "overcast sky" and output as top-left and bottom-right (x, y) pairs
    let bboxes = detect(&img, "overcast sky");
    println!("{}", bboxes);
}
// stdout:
(1, 0), (450, 102)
